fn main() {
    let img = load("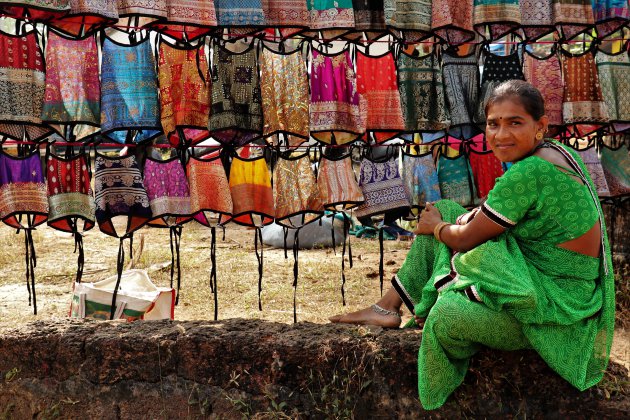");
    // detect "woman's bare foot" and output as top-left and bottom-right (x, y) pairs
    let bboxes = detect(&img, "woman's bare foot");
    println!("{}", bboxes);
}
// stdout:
(329, 304), (402, 328)
(328, 314), (343, 323)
